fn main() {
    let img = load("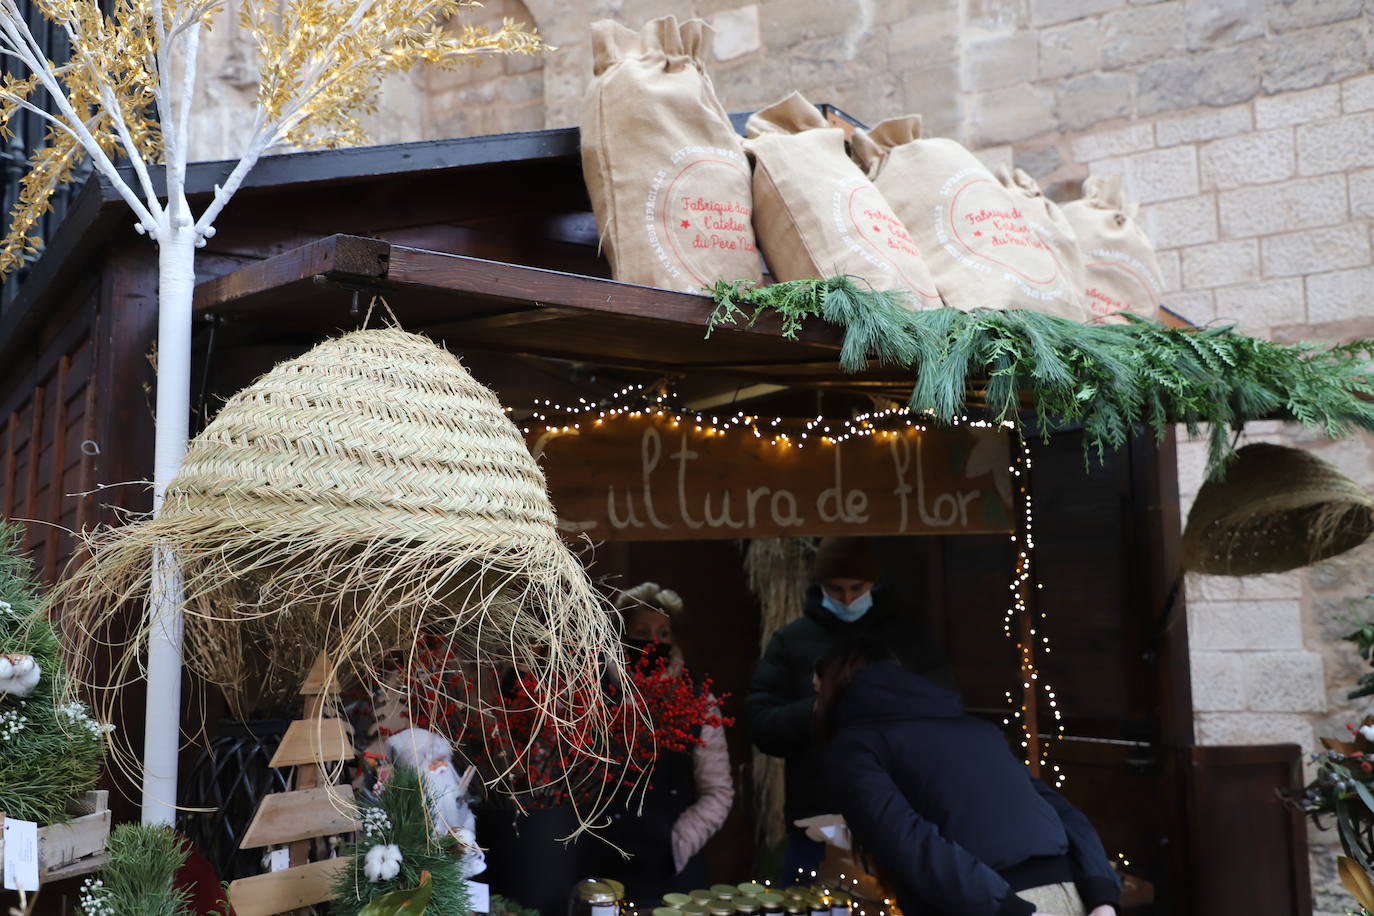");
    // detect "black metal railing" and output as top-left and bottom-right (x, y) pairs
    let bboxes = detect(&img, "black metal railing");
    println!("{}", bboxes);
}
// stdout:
(0, 0), (101, 311)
